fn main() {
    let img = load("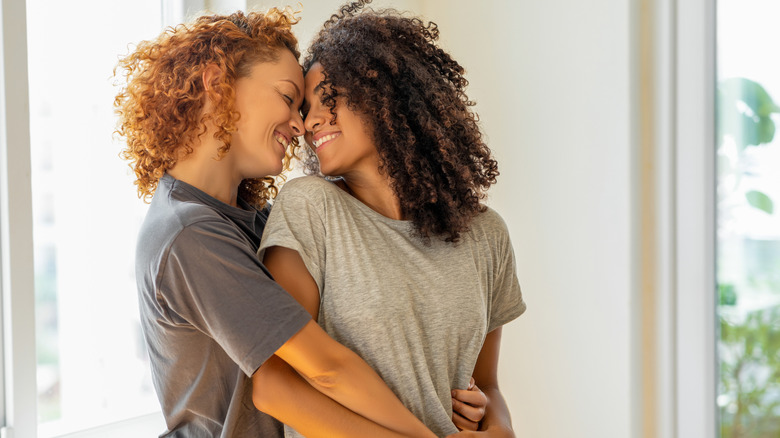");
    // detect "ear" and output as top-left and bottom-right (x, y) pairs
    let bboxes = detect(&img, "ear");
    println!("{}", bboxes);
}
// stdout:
(201, 63), (224, 98)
